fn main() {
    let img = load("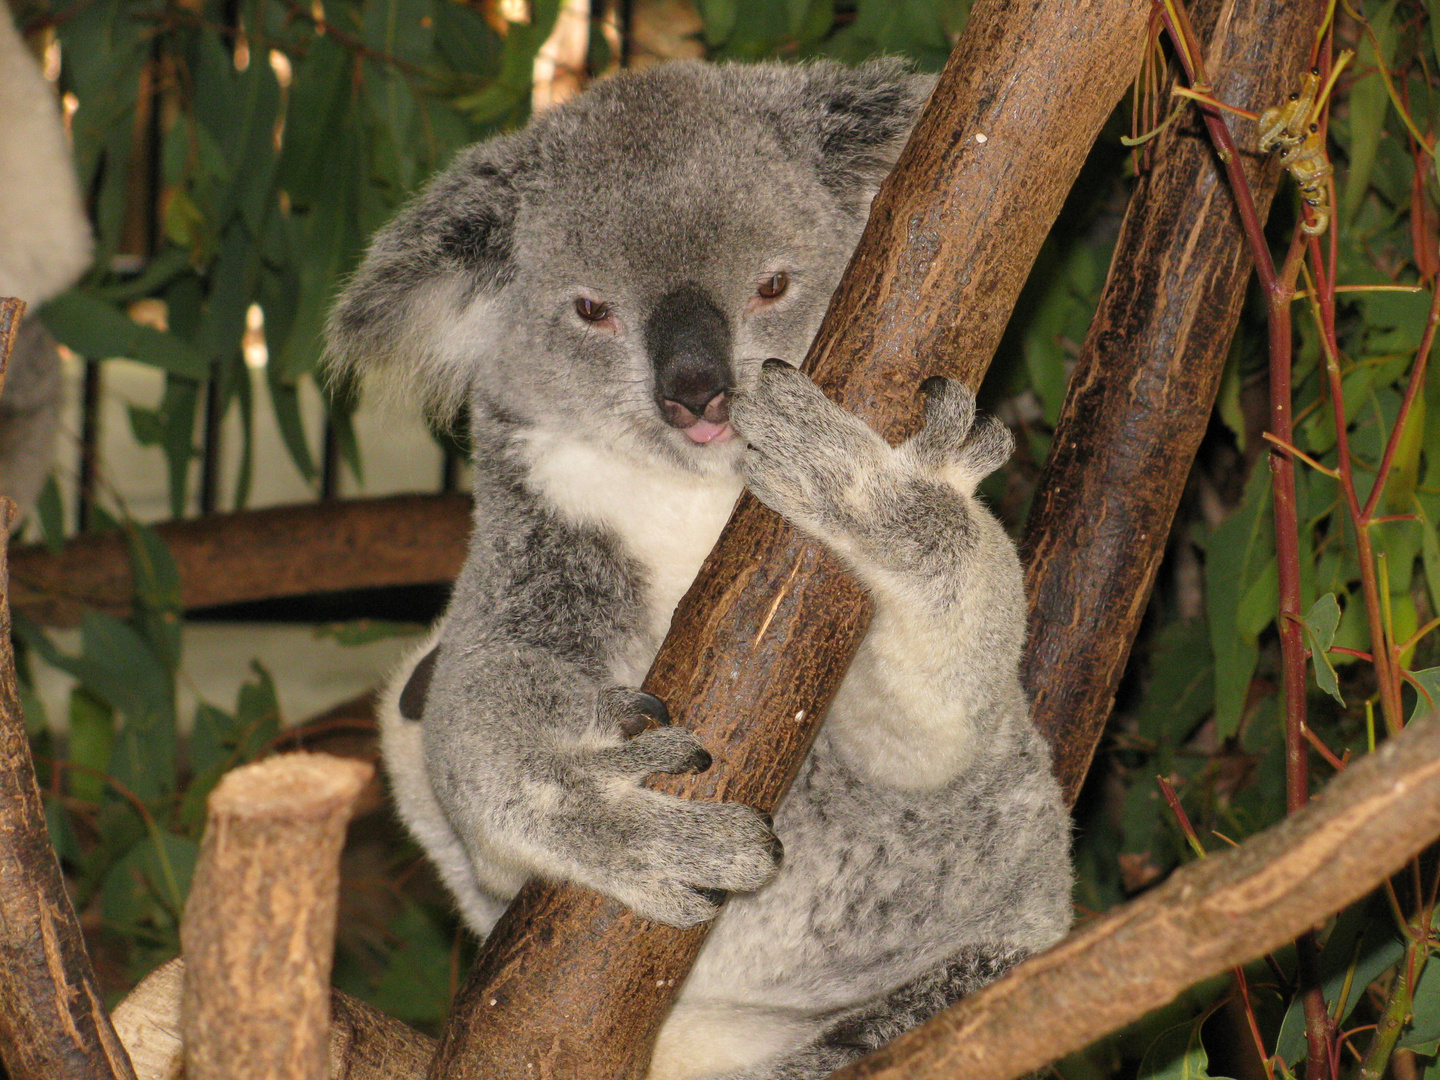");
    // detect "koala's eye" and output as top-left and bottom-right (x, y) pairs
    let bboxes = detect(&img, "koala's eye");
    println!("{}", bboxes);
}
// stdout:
(575, 297), (610, 322)
(757, 272), (788, 300)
